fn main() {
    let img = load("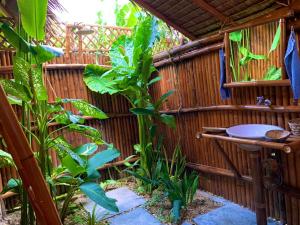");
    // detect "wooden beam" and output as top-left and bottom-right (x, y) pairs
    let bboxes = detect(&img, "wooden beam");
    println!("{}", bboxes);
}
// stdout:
(132, 0), (197, 40)
(191, 0), (234, 24)
(0, 86), (62, 225)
